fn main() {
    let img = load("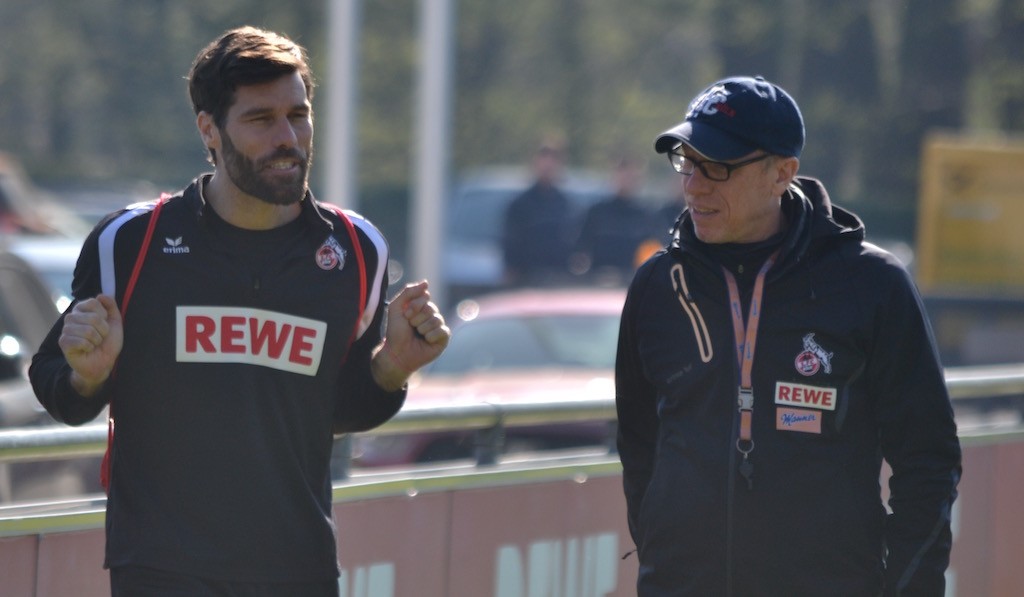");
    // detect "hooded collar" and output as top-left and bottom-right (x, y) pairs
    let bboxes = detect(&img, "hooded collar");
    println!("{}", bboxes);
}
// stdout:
(671, 176), (863, 276)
